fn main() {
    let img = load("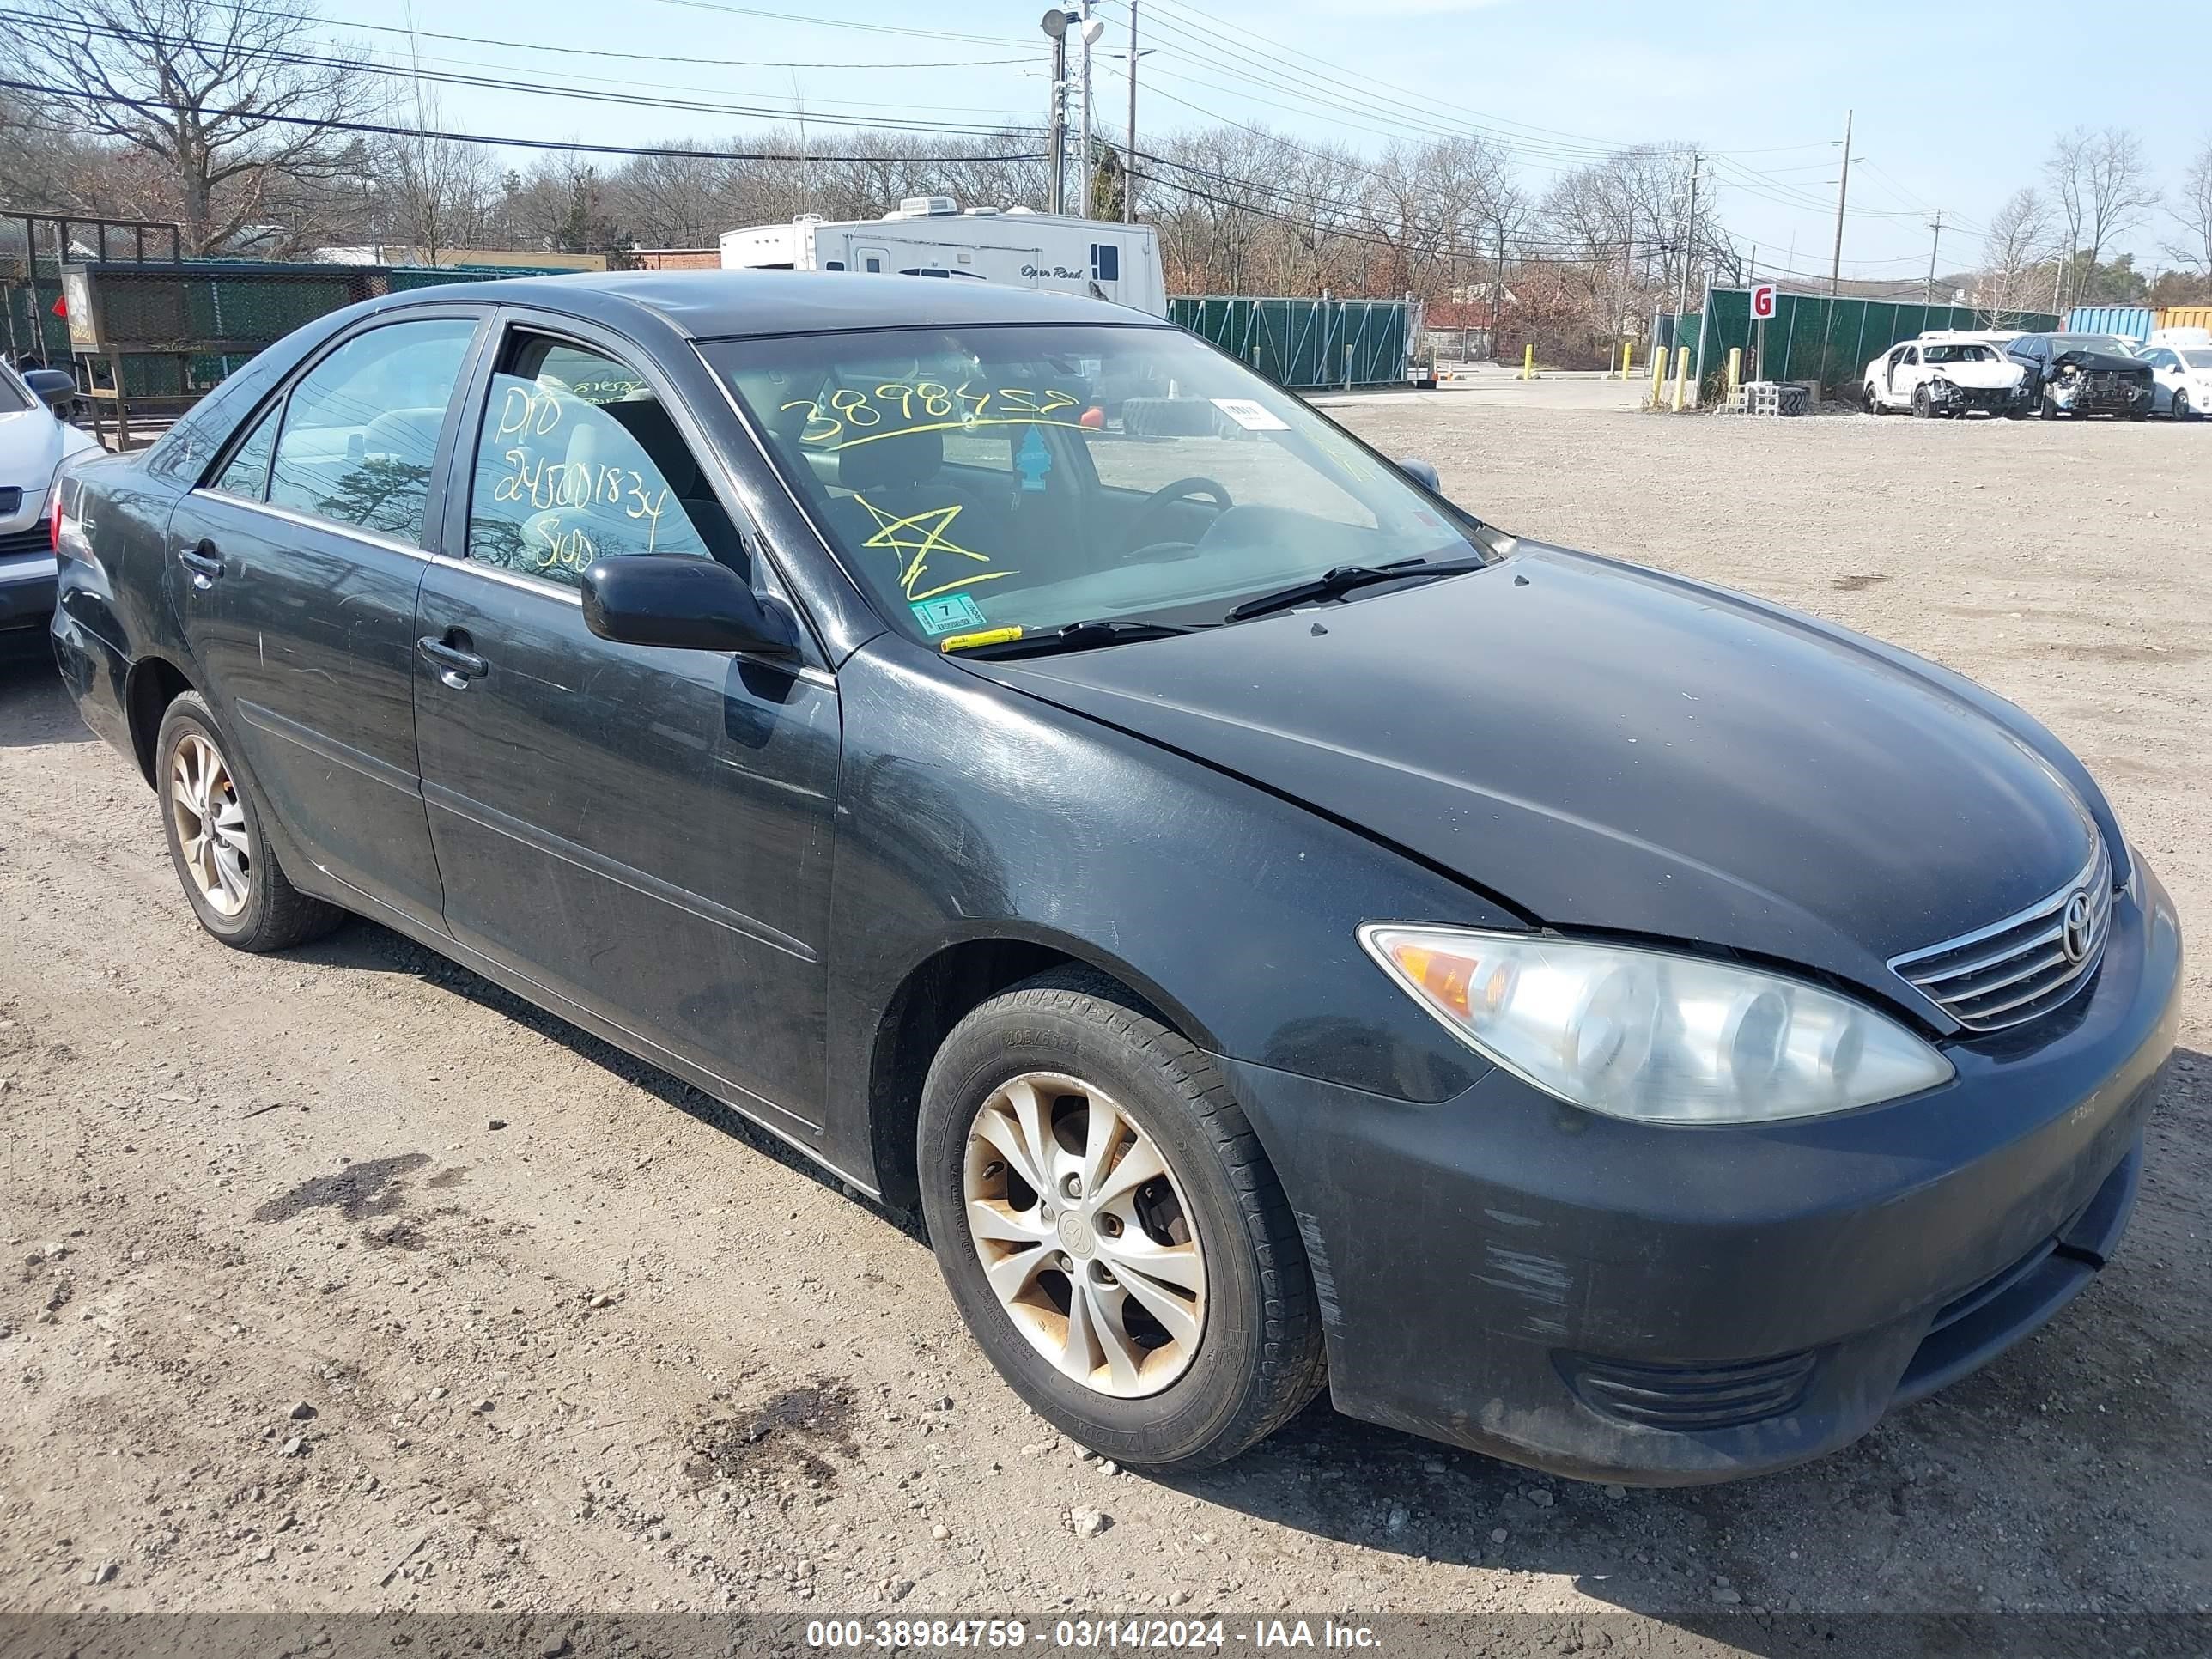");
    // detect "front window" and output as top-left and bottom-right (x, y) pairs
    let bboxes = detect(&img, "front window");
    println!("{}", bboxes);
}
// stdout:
(707, 324), (1492, 644)
(0, 368), (30, 414)
(1922, 343), (1994, 364)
